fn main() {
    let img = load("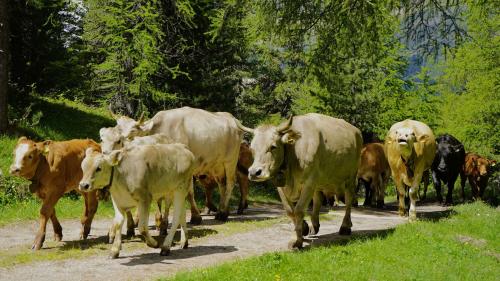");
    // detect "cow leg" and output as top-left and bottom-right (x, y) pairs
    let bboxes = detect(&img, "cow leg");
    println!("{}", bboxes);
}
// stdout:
(445, 174), (458, 205)
(289, 188), (313, 250)
(310, 191), (322, 235)
(159, 196), (172, 236)
(137, 198), (158, 249)
(125, 211), (135, 238)
(470, 177), (479, 200)
(237, 172), (249, 215)
(422, 170), (429, 201)
(460, 172), (467, 202)
(80, 190), (98, 240)
(179, 199), (189, 249)
(33, 192), (62, 250)
(394, 179), (407, 217)
(109, 198), (125, 259)
(203, 184), (218, 215)
(161, 190), (185, 255)
(216, 163), (237, 222)
(339, 182), (354, 236)
(187, 190), (202, 226)
(362, 179), (371, 207)
(432, 171), (443, 203)
(375, 174), (385, 208)
(50, 211), (63, 242)
(409, 173), (423, 222)
(155, 199), (163, 232)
